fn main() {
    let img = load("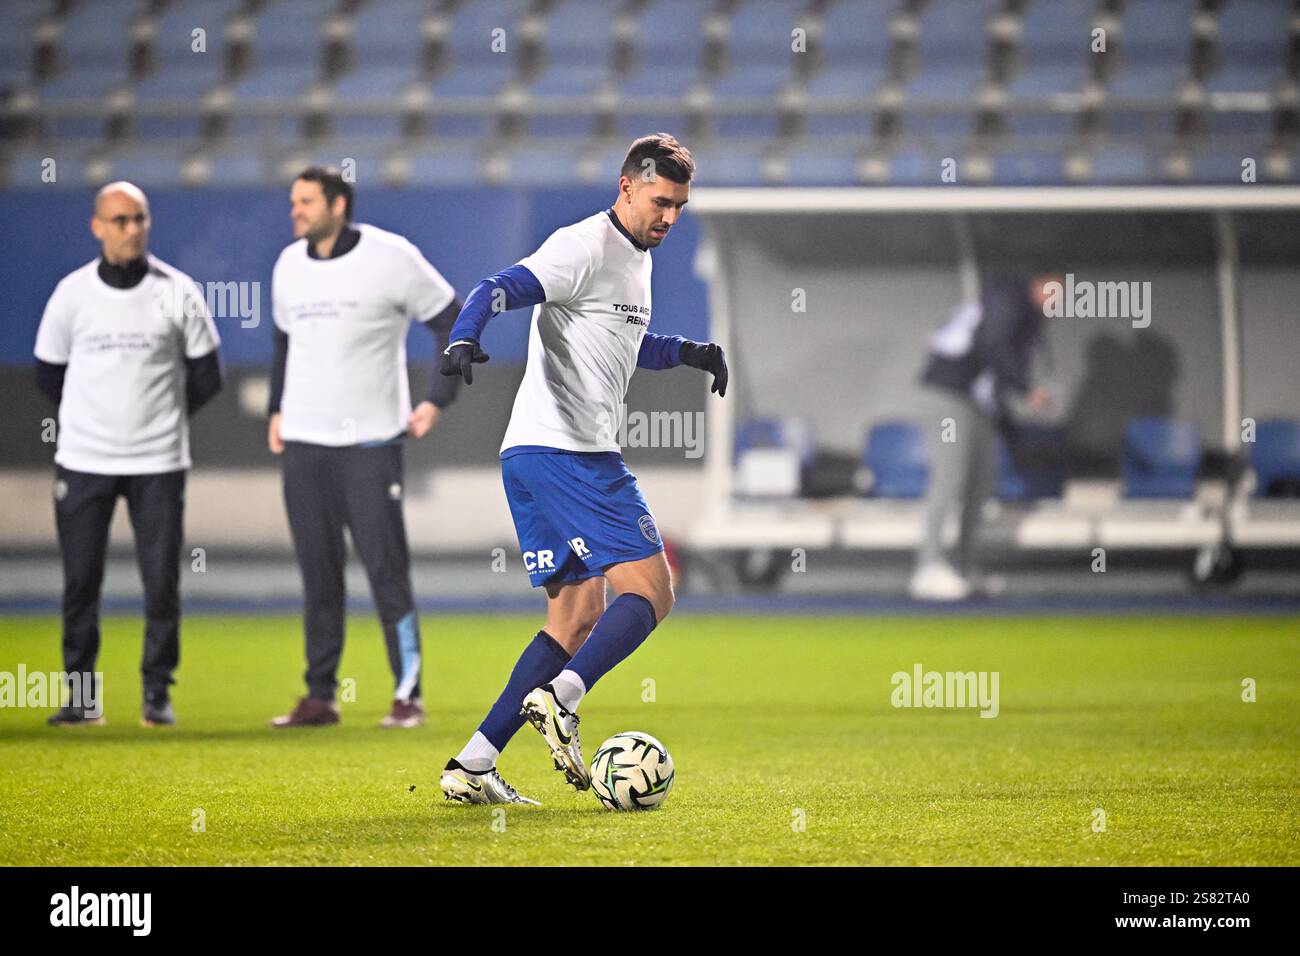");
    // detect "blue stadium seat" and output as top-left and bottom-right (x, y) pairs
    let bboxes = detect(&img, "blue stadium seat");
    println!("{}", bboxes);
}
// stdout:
(350, 0), (431, 68)
(990, 149), (1066, 185)
(803, 63), (884, 136)
(135, 57), (225, 101)
(689, 145), (771, 185)
(736, 418), (816, 466)
(430, 57), (516, 96)
(1250, 419), (1300, 496)
(108, 149), (190, 186)
(133, 116), (206, 140)
(818, 0), (899, 66)
(504, 145), (582, 184)
(863, 421), (927, 499)
(1089, 145), (1154, 183)
(335, 65), (421, 100)
(1216, 0), (1293, 69)
(444, 0), (531, 64)
(725, 0), (808, 66)
(0, 1), (52, 83)
(1017, 0), (1098, 63)
(1117, 0), (1197, 64)
(915, 0), (1000, 63)
(537, 0), (615, 64)
(1007, 64), (1090, 100)
(203, 148), (267, 184)
(231, 64), (319, 102)
(151, 0), (239, 61)
(997, 428), (1065, 500)
(1122, 417), (1200, 498)
(1188, 148), (1263, 183)
(888, 149), (964, 185)
(332, 114), (405, 140)
(905, 64), (987, 103)
(1003, 110), (1079, 137)
(898, 110), (974, 139)
(1106, 65), (1188, 101)
(407, 149), (486, 185)
(785, 147), (860, 185)
(60, 0), (145, 69)
(711, 64), (795, 137)
(632, 0), (711, 68)
(249, 0), (334, 64)
(39, 62), (132, 101)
